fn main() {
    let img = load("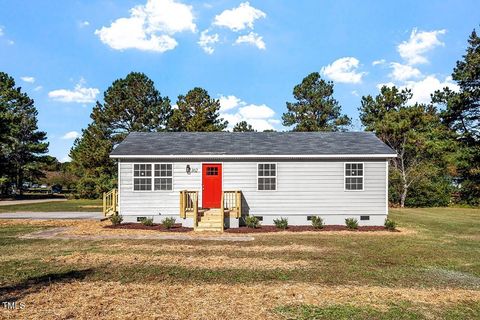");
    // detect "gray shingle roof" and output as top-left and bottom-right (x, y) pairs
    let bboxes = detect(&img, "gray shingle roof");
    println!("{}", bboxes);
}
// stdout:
(110, 132), (396, 157)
